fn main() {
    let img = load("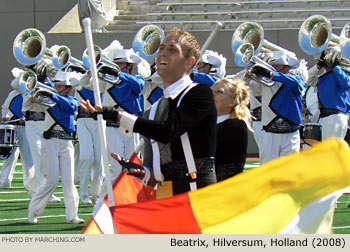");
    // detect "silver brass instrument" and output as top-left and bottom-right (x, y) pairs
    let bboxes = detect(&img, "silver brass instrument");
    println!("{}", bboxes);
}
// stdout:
(18, 69), (57, 107)
(299, 15), (350, 71)
(232, 22), (295, 86)
(13, 28), (71, 71)
(82, 45), (121, 84)
(132, 24), (165, 61)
